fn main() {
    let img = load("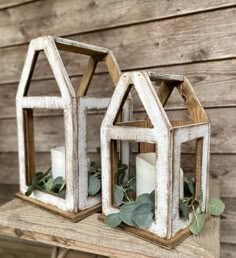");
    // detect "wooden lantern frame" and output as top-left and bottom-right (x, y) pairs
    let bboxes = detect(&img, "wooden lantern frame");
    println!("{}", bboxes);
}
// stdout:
(100, 71), (210, 248)
(16, 35), (122, 221)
